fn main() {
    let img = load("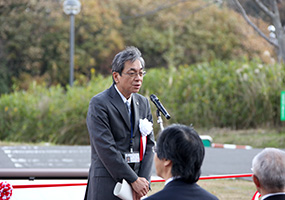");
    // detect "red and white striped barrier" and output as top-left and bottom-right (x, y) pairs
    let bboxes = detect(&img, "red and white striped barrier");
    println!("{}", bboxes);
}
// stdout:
(211, 143), (252, 150)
